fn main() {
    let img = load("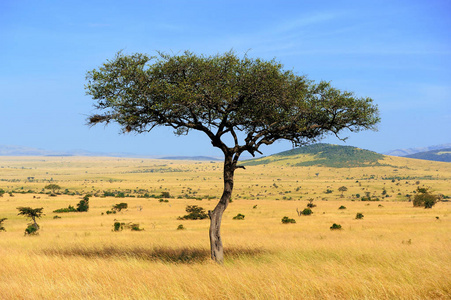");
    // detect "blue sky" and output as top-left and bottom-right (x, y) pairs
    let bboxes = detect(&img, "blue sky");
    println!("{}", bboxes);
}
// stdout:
(1, 0), (450, 157)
